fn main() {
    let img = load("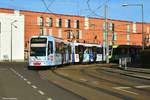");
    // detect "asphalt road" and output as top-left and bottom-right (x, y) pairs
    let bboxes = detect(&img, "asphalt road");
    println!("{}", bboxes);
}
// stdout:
(0, 63), (85, 100)
(0, 62), (150, 100)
